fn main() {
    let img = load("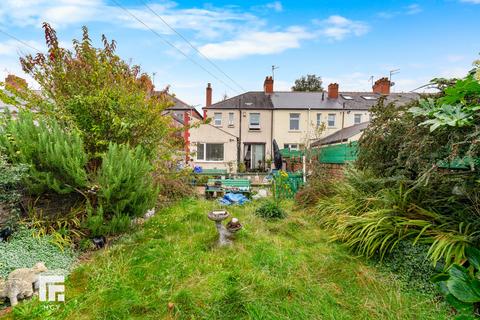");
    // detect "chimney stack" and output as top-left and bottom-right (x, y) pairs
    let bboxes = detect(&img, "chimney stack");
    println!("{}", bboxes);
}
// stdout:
(263, 76), (274, 94)
(327, 83), (339, 99)
(372, 77), (391, 95)
(204, 83), (212, 119)
(5, 75), (27, 91)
